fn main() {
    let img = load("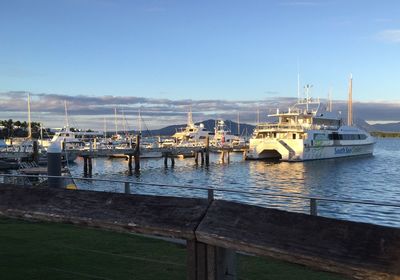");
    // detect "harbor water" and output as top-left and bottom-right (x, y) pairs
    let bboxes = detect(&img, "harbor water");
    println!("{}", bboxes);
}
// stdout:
(69, 138), (400, 228)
